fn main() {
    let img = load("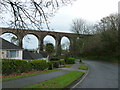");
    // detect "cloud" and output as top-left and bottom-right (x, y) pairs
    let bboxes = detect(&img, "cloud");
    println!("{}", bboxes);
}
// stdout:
(49, 0), (119, 32)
